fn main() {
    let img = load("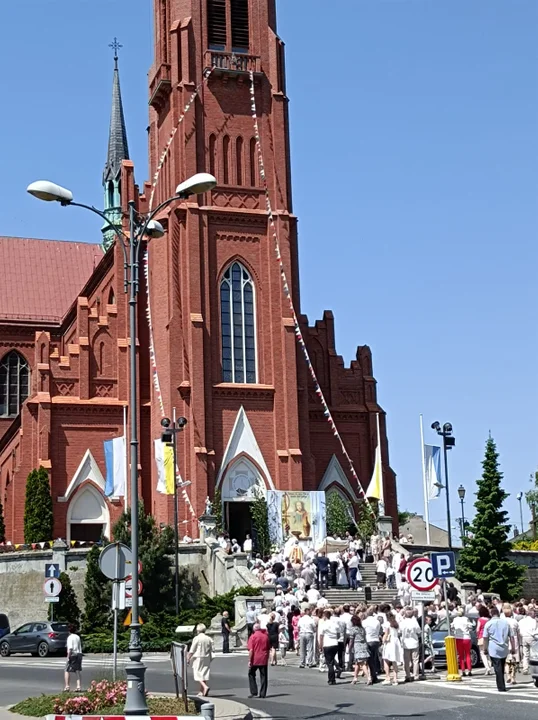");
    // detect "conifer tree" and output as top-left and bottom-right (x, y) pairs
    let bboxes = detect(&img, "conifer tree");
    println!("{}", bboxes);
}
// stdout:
(326, 492), (352, 537)
(457, 436), (525, 599)
(49, 572), (81, 626)
(113, 503), (175, 616)
(81, 544), (112, 634)
(250, 492), (270, 557)
(24, 466), (54, 544)
(0, 497), (5, 543)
